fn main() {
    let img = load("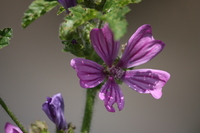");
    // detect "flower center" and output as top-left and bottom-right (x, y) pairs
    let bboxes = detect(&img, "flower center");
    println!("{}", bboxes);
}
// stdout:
(108, 66), (125, 80)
